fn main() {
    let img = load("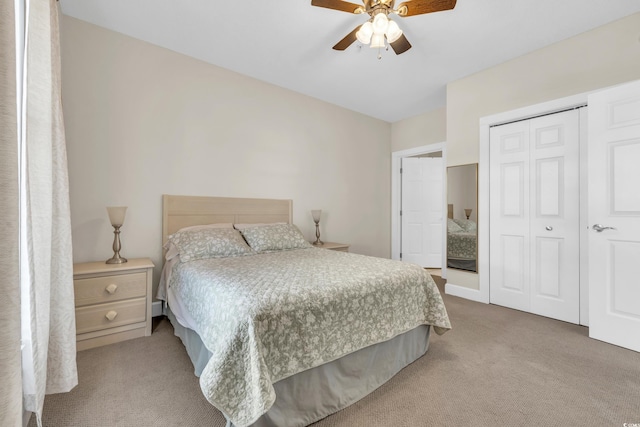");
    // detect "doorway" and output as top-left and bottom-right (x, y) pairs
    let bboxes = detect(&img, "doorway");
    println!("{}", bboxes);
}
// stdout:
(391, 143), (447, 274)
